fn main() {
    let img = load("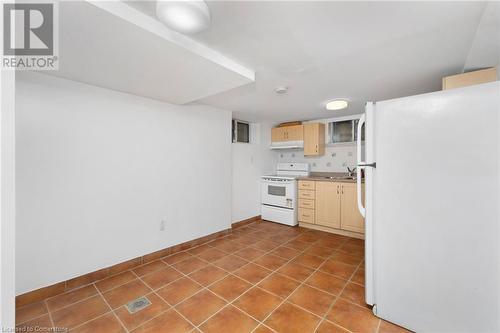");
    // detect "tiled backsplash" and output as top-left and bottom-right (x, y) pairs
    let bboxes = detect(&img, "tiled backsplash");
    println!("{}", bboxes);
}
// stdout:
(275, 143), (361, 172)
